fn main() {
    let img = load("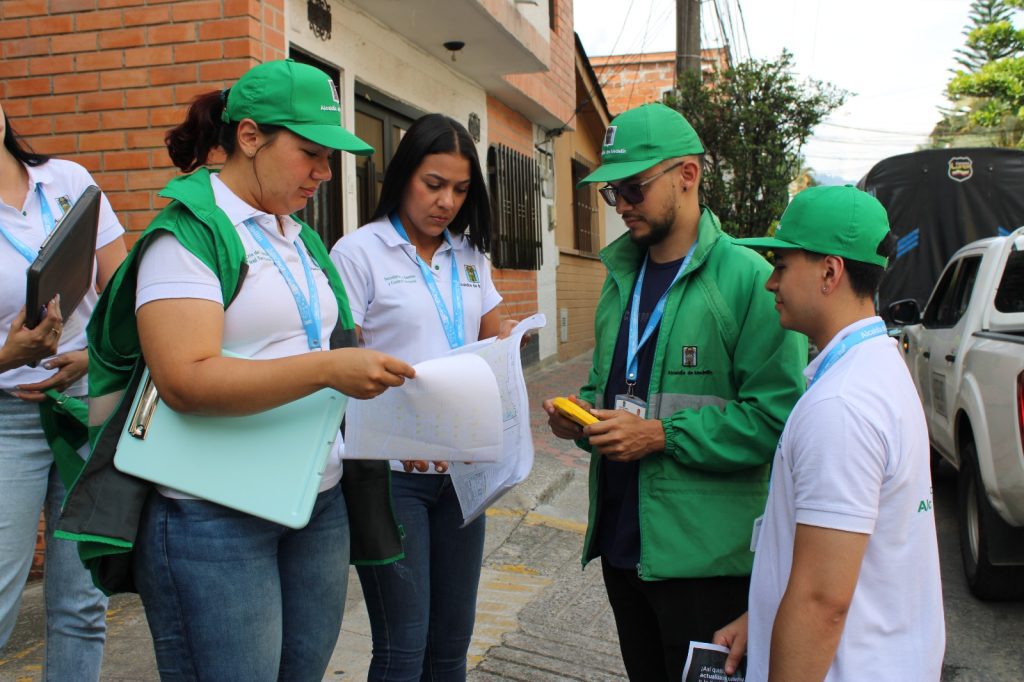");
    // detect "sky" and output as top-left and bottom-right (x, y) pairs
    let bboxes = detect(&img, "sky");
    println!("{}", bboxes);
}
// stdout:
(574, 0), (991, 183)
